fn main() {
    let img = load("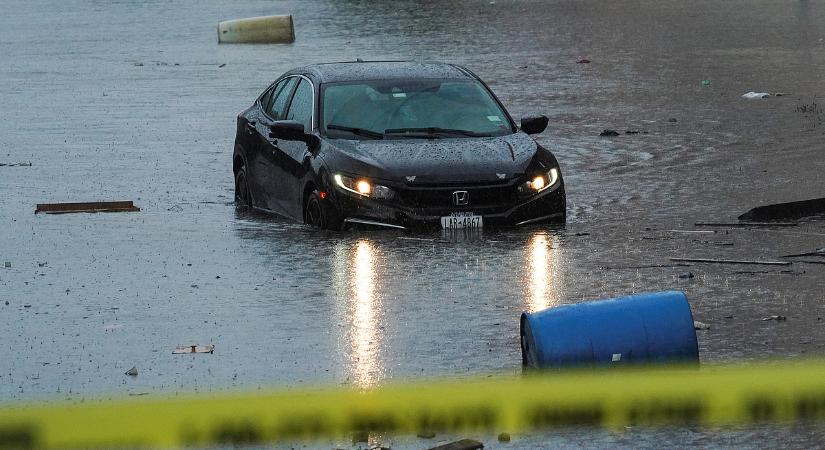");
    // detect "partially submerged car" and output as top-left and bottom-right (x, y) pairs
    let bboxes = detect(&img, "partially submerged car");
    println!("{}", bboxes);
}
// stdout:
(233, 61), (566, 230)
